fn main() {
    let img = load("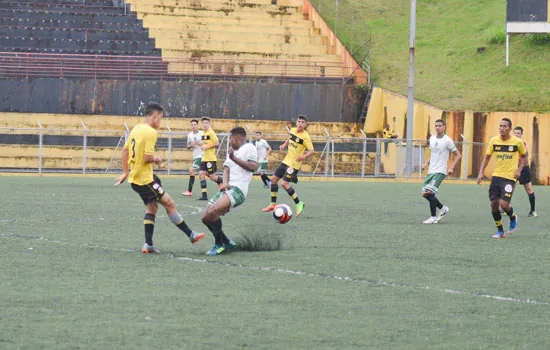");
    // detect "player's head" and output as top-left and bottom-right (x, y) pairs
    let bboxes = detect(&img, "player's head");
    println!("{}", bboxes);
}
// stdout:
(145, 103), (164, 129)
(190, 119), (199, 132)
(255, 131), (262, 141)
(201, 117), (211, 130)
(434, 119), (446, 136)
(230, 127), (247, 149)
(500, 118), (512, 137)
(514, 126), (523, 138)
(296, 115), (308, 131)
(385, 124), (391, 129)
